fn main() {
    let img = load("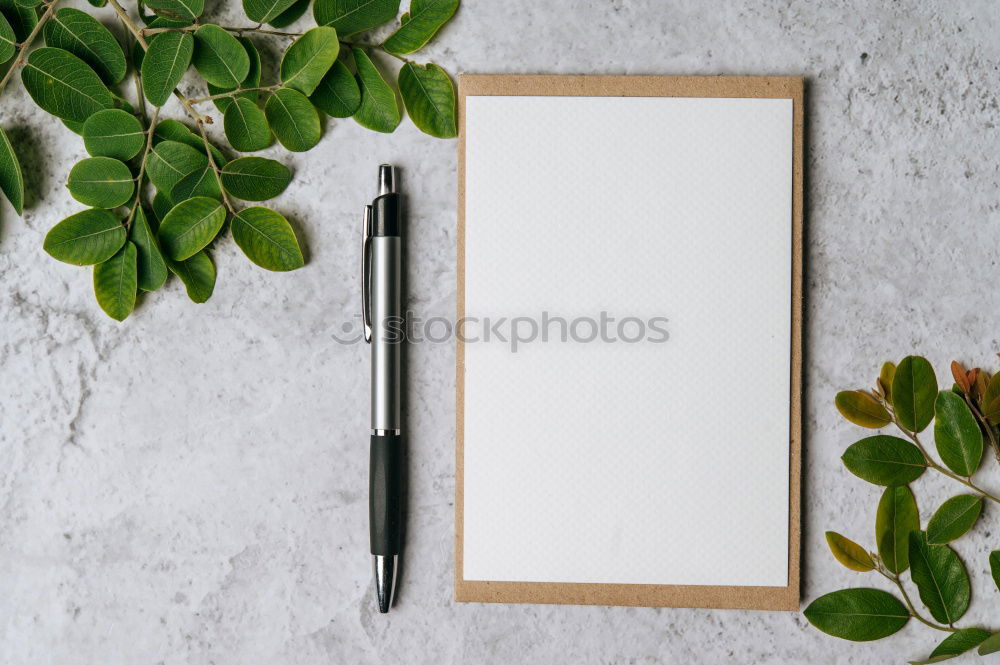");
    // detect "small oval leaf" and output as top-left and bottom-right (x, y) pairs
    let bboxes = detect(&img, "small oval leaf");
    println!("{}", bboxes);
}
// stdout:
(243, 0), (297, 23)
(231, 207), (304, 271)
(280, 26), (339, 96)
(908, 531), (970, 625)
(382, 0), (459, 55)
(310, 59), (361, 118)
(21, 47), (114, 122)
(145, 0), (204, 21)
(171, 166), (221, 202)
(43, 7), (127, 84)
(398, 62), (456, 138)
(167, 250), (215, 303)
(146, 140), (208, 195)
(313, 0), (400, 36)
(825, 532), (874, 572)
(67, 156), (134, 208)
(841, 435), (926, 486)
(93, 241), (137, 321)
(264, 88), (321, 152)
(207, 36), (260, 113)
(910, 629), (991, 664)
(926, 494), (982, 544)
(0, 126), (24, 214)
(892, 355), (937, 433)
(129, 207), (168, 292)
(352, 47), (400, 133)
(0, 12), (17, 63)
(224, 97), (272, 152)
(192, 24), (249, 89)
(157, 196), (225, 261)
(141, 32), (194, 106)
(803, 588), (909, 641)
(83, 109), (146, 160)
(934, 391), (984, 476)
(875, 485), (919, 574)
(835, 390), (891, 429)
(220, 156), (291, 201)
(879, 361), (896, 403)
(43, 208), (126, 265)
